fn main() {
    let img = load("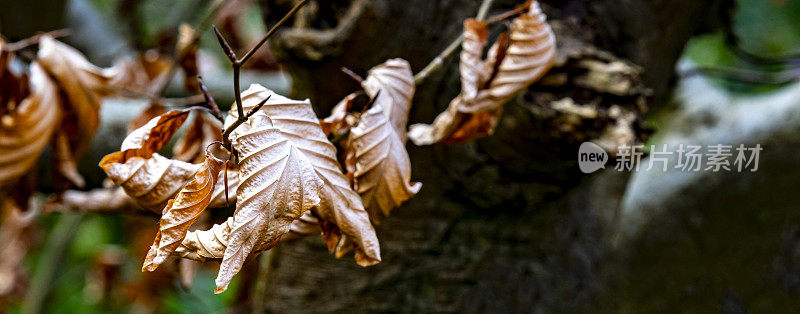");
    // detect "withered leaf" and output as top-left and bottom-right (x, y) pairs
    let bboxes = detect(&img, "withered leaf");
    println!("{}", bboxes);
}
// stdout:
(143, 154), (223, 272)
(408, 1), (556, 145)
(38, 36), (112, 185)
(99, 110), (198, 212)
(346, 105), (420, 223)
(101, 109), (191, 164)
(212, 110), (323, 293)
(361, 58), (415, 141)
(223, 85), (380, 266)
(0, 63), (61, 188)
